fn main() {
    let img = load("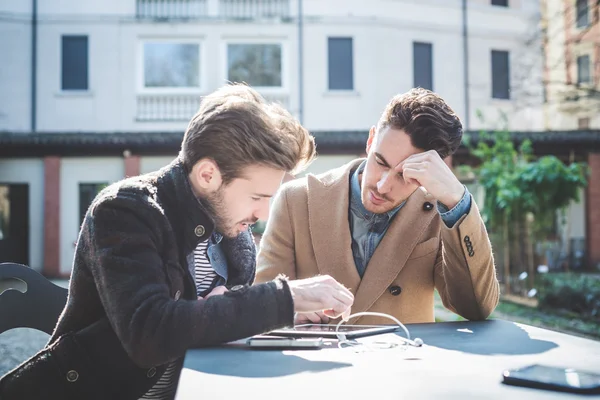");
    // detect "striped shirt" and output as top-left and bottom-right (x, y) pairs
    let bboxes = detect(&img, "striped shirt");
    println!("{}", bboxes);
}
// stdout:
(139, 238), (216, 400)
(193, 240), (217, 296)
